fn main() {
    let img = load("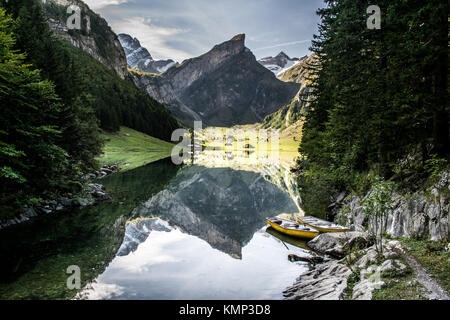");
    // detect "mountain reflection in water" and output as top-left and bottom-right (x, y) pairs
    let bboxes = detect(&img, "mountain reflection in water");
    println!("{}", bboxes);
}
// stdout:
(0, 147), (307, 300)
(77, 217), (309, 300)
(77, 155), (308, 299)
(132, 165), (298, 258)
